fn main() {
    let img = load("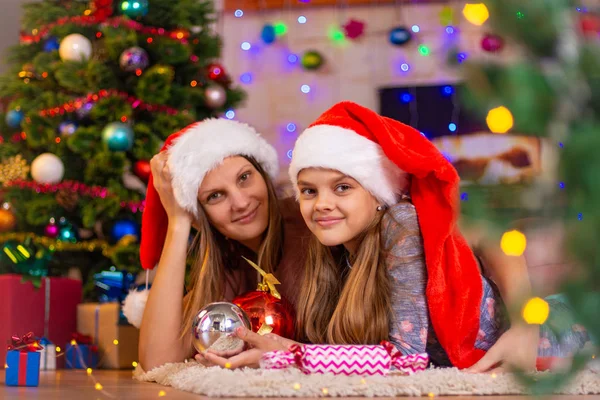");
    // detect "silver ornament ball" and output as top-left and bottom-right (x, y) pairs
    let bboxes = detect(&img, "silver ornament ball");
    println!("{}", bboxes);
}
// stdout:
(191, 302), (251, 354)
(119, 46), (150, 72)
(204, 85), (227, 109)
